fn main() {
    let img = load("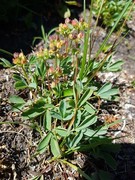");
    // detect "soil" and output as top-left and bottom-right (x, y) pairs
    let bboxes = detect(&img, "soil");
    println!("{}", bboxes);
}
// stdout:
(0, 9), (135, 180)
